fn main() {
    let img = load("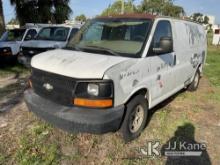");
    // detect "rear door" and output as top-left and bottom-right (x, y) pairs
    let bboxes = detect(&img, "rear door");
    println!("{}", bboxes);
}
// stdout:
(148, 20), (176, 104)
